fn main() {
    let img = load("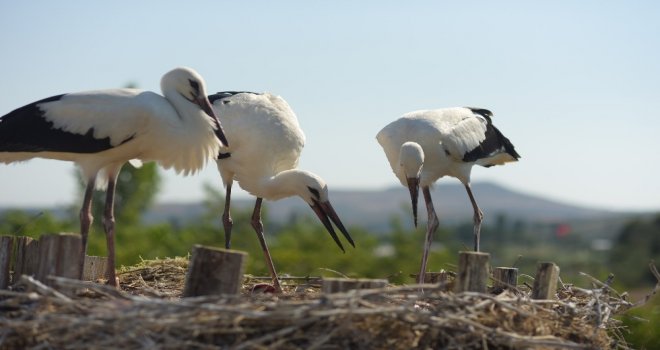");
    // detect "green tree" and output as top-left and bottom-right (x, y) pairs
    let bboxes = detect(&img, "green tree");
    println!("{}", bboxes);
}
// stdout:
(609, 215), (660, 286)
(270, 216), (381, 278)
(0, 210), (75, 238)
